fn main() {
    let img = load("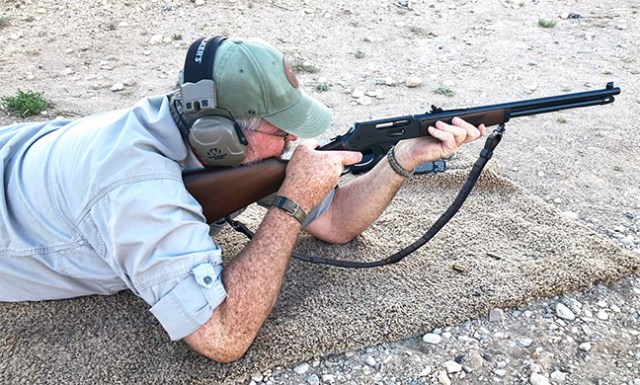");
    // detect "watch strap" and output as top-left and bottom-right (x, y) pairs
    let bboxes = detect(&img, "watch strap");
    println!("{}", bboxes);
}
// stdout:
(271, 195), (307, 224)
